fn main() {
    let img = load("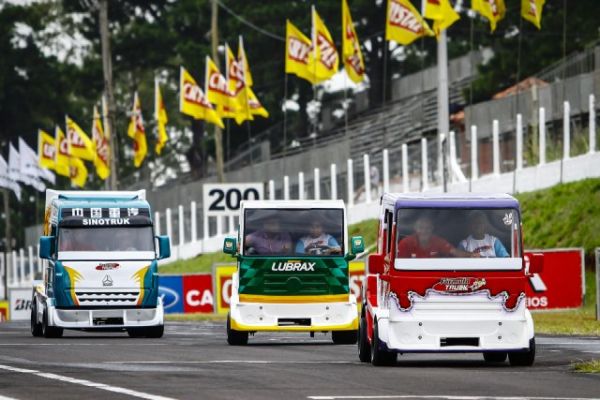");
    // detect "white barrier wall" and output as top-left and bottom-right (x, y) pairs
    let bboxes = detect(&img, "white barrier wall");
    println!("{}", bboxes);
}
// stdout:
(5, 97), (600, 285)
